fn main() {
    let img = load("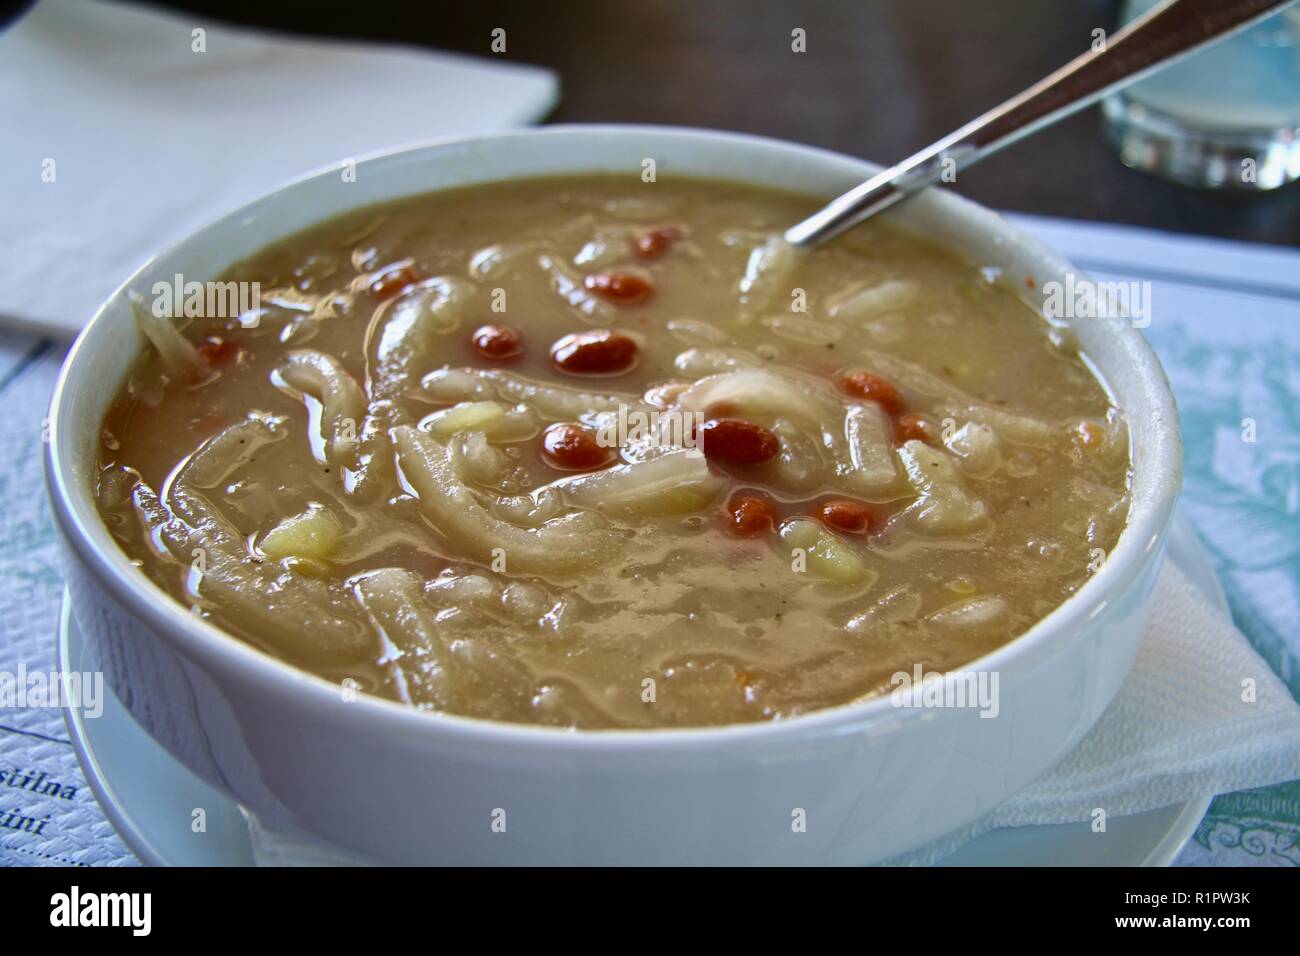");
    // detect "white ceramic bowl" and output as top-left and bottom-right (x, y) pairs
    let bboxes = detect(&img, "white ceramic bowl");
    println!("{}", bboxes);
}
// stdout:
(45, 126), (1182, 864)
